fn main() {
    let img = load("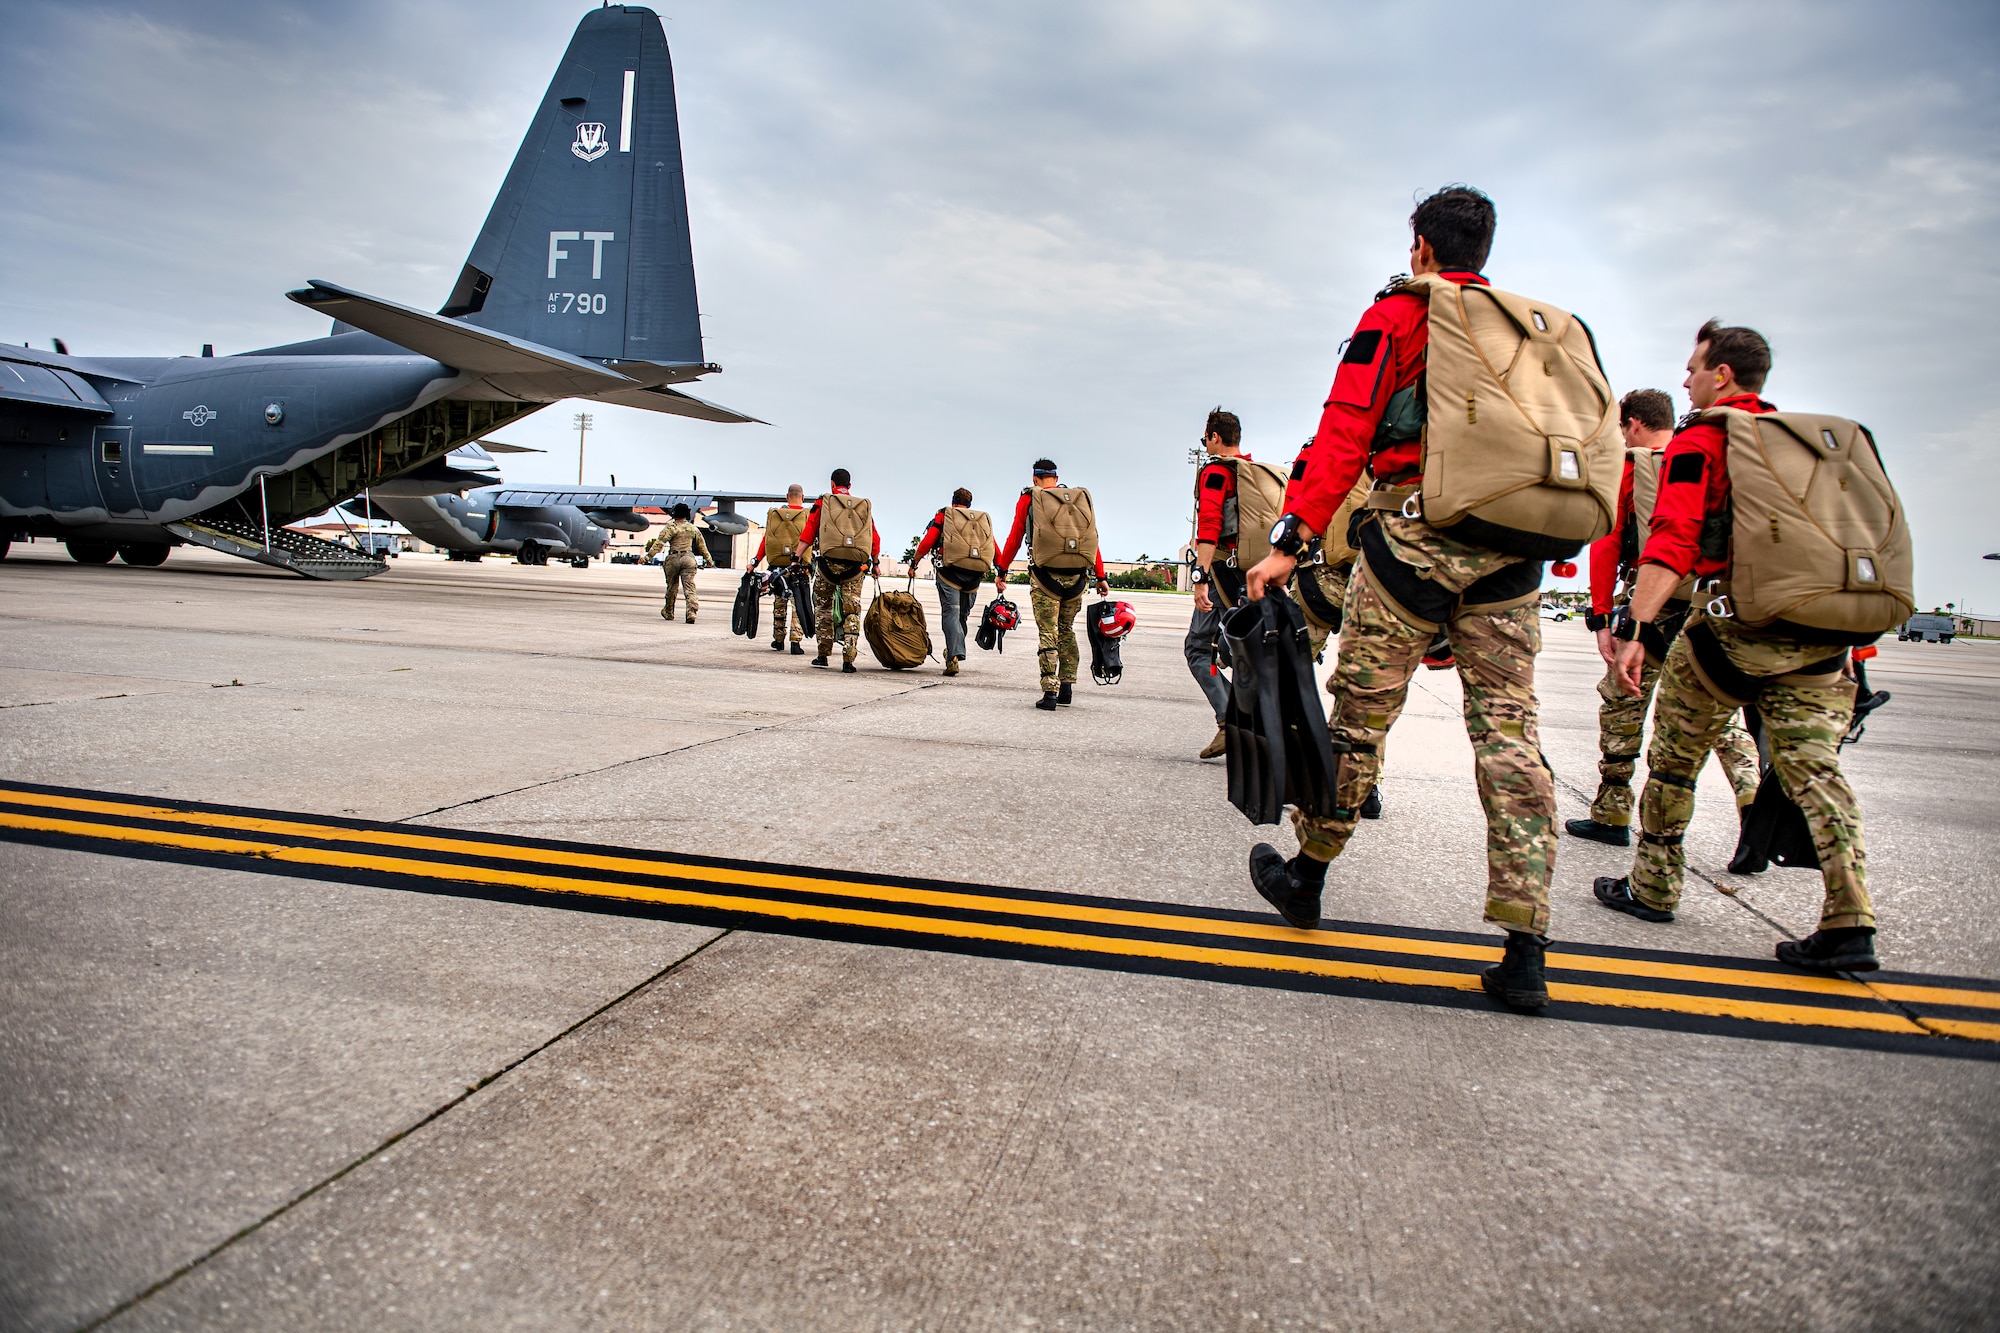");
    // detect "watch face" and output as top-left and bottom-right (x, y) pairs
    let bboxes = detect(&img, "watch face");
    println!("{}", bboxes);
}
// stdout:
(1270, 518), (1289, 543)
